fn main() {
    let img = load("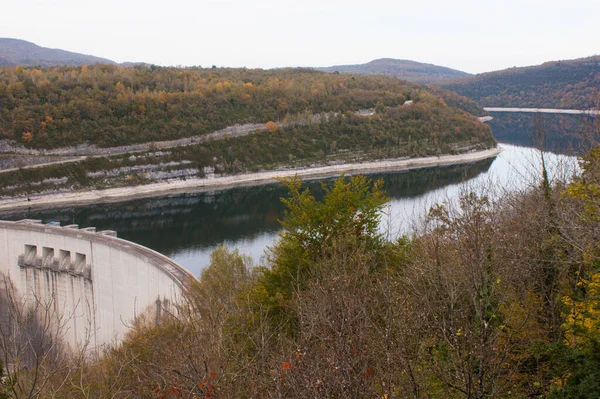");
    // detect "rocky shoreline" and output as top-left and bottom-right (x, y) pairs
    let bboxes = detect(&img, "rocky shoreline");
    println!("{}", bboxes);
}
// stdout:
(0, 147), (502, 212)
